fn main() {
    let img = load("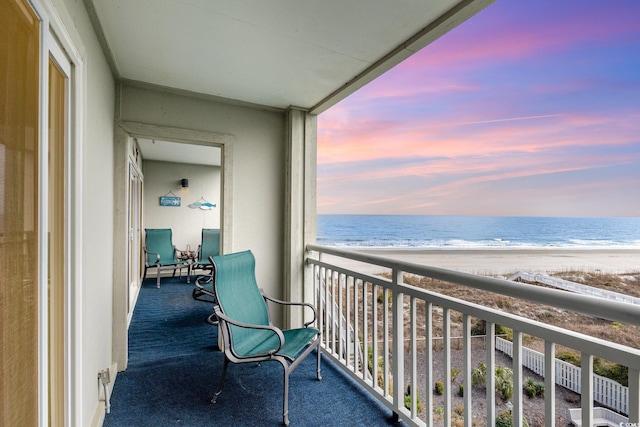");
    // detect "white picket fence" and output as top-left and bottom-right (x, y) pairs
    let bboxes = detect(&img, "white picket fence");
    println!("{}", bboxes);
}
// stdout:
(509, 271), (640, 306)
(496, 337), (629, 414)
